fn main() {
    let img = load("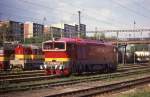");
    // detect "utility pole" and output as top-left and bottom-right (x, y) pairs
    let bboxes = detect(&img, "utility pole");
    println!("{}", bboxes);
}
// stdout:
(141, 32), (143, 40)
(50, 25), (53, 39)
(116, 31), (119, 65)
(95, 27), (98, 39)
(60, 22), (63, 38)
(148, 33), (150, 63)
(122, 46), (125, 65)
(133, 20), (136, 64)
(78, 11), (81, 38)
